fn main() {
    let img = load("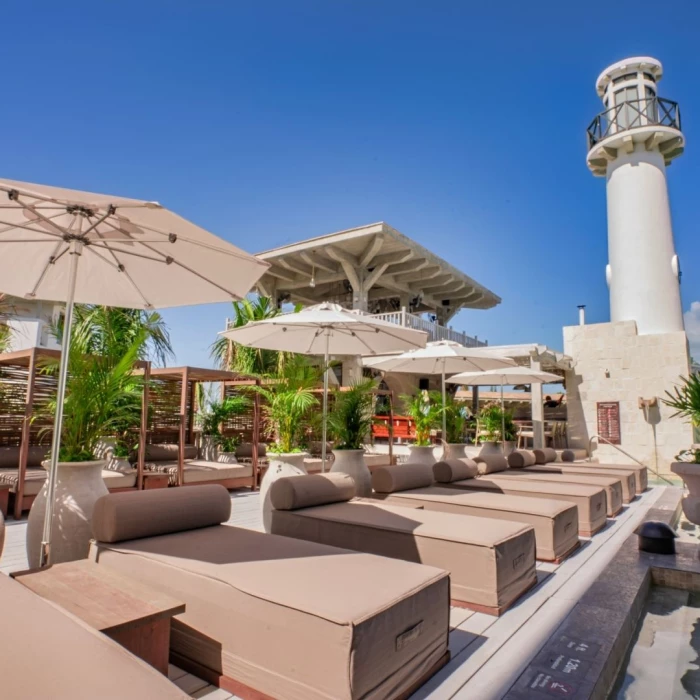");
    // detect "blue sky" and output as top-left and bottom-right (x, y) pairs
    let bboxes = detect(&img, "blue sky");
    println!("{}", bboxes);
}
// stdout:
(2, 1), (700, 366)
